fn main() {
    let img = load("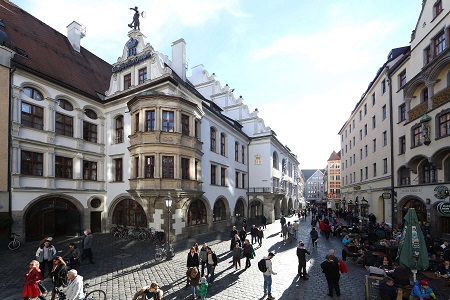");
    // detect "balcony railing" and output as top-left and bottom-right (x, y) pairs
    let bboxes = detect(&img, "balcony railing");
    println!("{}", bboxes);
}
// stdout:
(432, 85), (450, 109)
(248, 187), (285, 194)
(408, 101), (428, 121)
